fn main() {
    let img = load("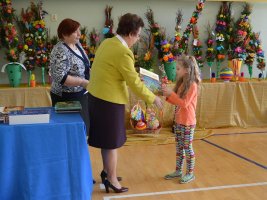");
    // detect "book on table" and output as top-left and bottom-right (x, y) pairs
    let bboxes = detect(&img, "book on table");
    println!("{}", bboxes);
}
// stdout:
(139, 68), (161, 95)
(8, 108), (50, 125)
(55, 101), (82, 113)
